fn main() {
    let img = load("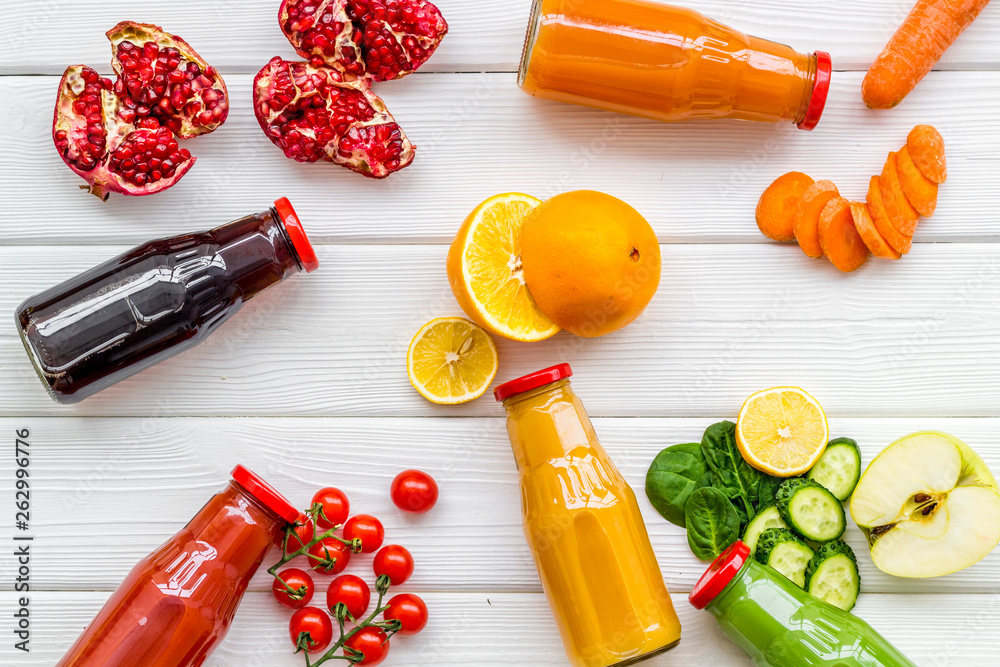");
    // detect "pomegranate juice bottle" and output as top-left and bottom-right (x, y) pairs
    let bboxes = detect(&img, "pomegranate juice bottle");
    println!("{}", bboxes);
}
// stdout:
(15, 198), (318, 403)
